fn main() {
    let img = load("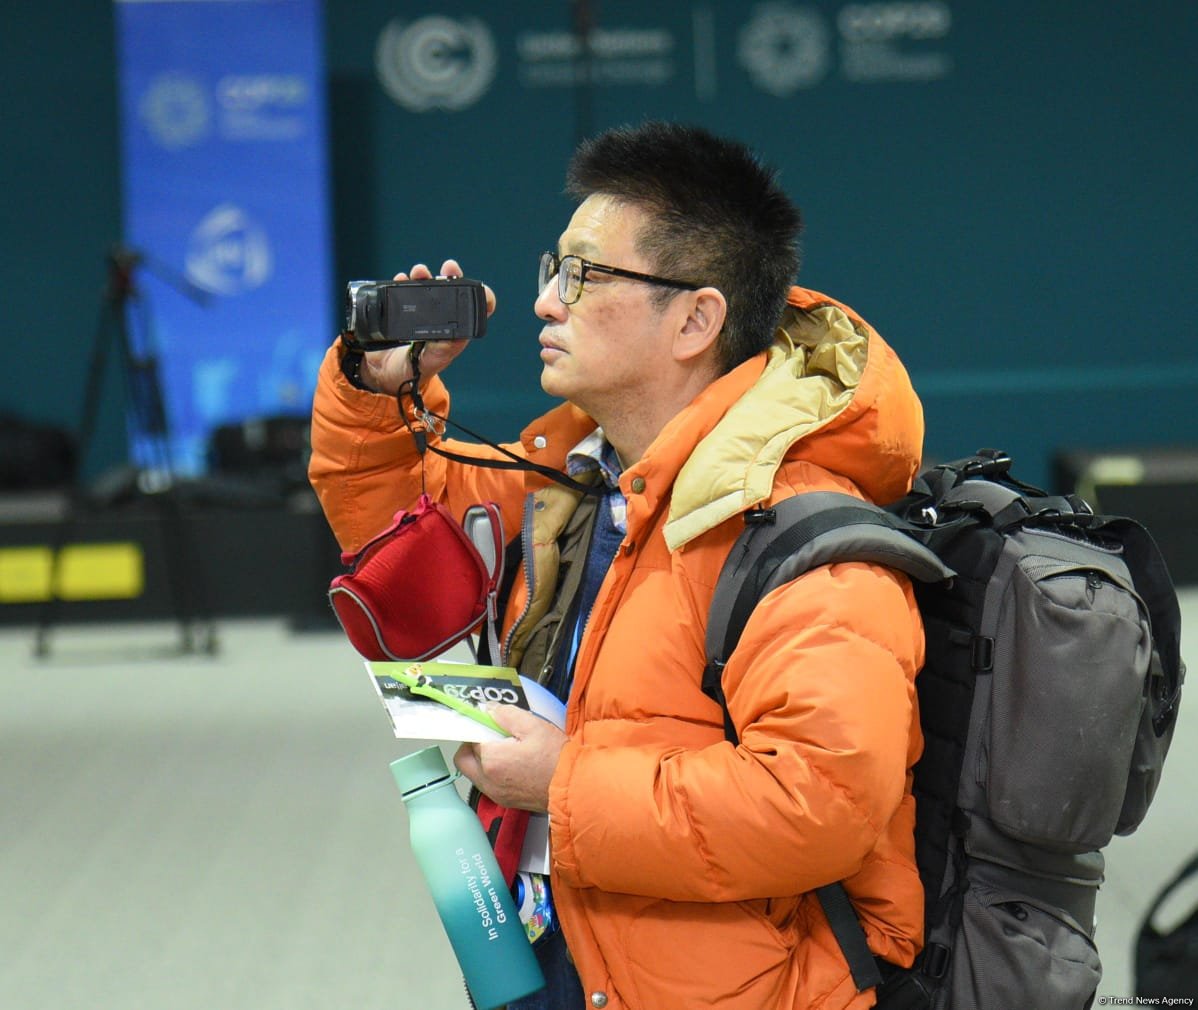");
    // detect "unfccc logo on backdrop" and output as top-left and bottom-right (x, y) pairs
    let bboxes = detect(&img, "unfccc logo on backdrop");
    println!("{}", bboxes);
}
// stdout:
(375, 16), (497, 112)
(184, 204), (273, 296)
